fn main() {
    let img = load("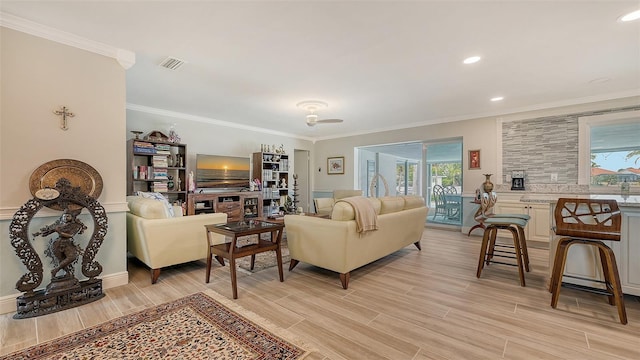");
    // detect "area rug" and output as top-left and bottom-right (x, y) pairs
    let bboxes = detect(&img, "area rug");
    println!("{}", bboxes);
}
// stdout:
(236, 237), (290, 273)
(1, 290), (310, 360)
